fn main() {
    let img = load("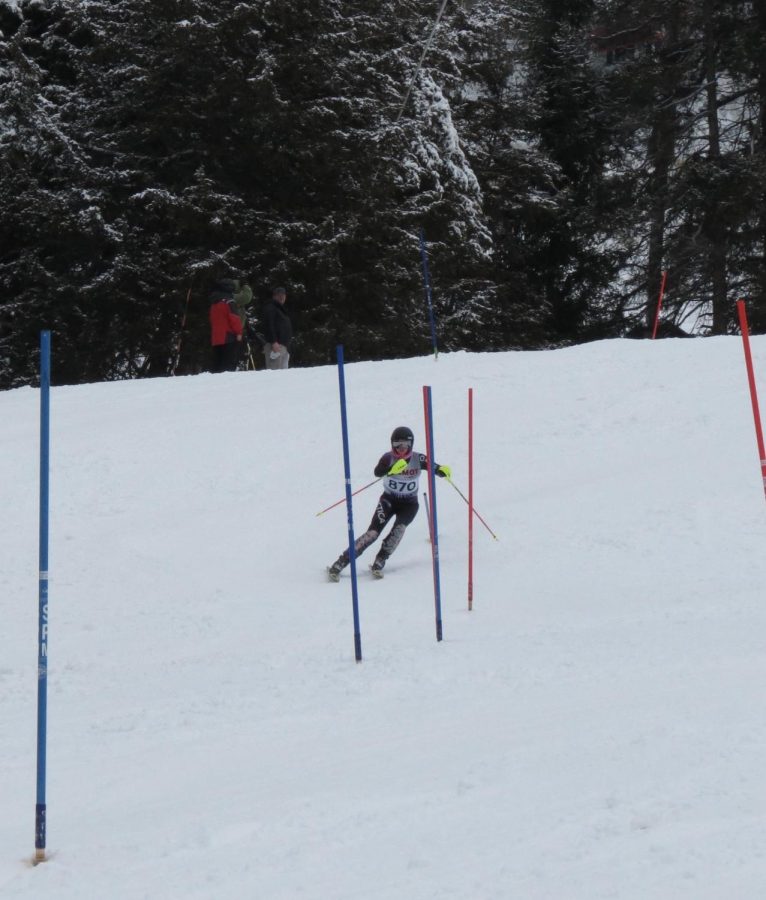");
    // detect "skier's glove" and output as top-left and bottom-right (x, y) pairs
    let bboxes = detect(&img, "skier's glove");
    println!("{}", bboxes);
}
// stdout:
(388, 458), (408, 475)
(436, 464), (451, 479)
